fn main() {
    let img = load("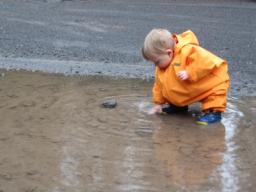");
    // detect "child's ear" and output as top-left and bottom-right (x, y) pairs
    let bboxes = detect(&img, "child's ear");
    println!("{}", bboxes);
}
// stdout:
(166, 49), (173, 56)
